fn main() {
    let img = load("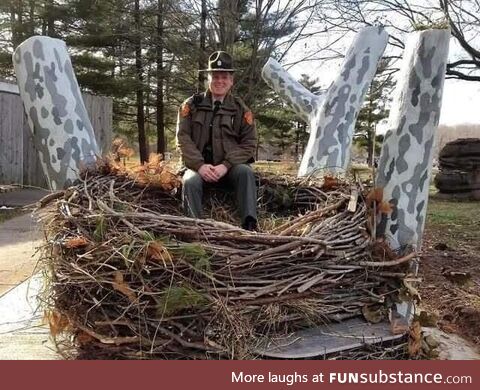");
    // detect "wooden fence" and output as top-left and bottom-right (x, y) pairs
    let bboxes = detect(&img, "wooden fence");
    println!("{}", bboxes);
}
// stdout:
(0, 80), (112, 188)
